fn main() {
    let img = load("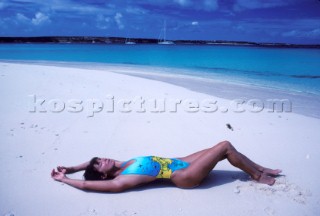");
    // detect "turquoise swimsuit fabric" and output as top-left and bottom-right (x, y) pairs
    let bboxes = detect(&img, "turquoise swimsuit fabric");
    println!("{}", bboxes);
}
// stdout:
(120, 156), (189, 179)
